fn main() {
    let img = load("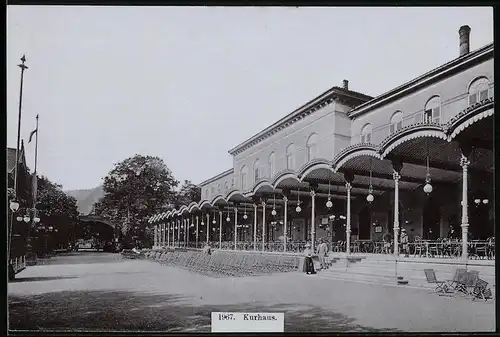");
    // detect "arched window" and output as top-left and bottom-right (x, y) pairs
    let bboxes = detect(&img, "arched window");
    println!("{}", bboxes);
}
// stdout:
(217, 183), (221, 193)
(468, 77), (490, 105)
(240, 165), (248, 190)
(424, 96), (441, 123)
(211, 186), (215, 195)
(224, 181), (229, 191)
(360, 123), (372, 144)
(390, 111), (403, 133)
(204, 188), (209, 199)
(306, 133), (318, 162)
(253, 159), (260, 181)
(268, 152), (276, 178)
(286, 144), (295, 170)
